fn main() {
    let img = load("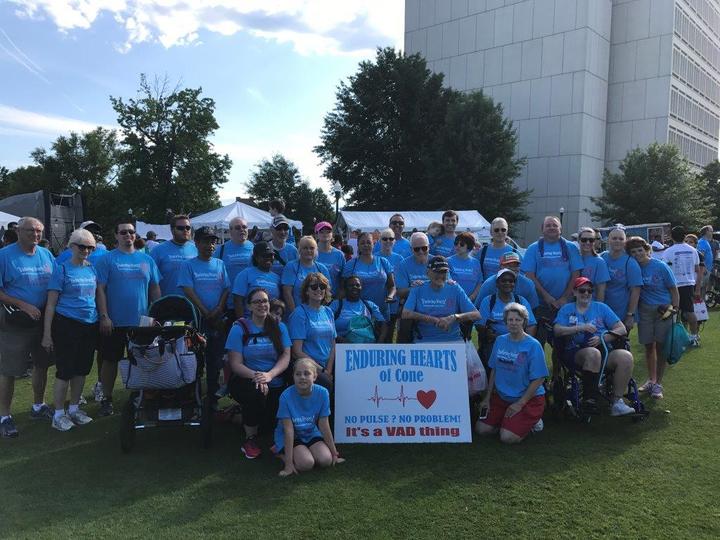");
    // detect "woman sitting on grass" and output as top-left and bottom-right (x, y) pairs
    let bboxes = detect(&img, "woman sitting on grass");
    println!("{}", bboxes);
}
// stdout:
(475, 302), (548, 444)
(274, 357), (344, 477)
